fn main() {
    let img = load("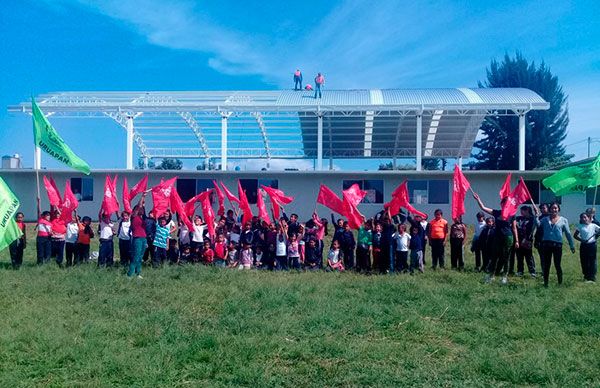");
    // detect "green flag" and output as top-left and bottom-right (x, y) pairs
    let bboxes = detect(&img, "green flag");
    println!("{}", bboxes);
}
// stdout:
(0, 177), (23, 252)
(32, 98), (91, 175)
(542, 153), (600, 196)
